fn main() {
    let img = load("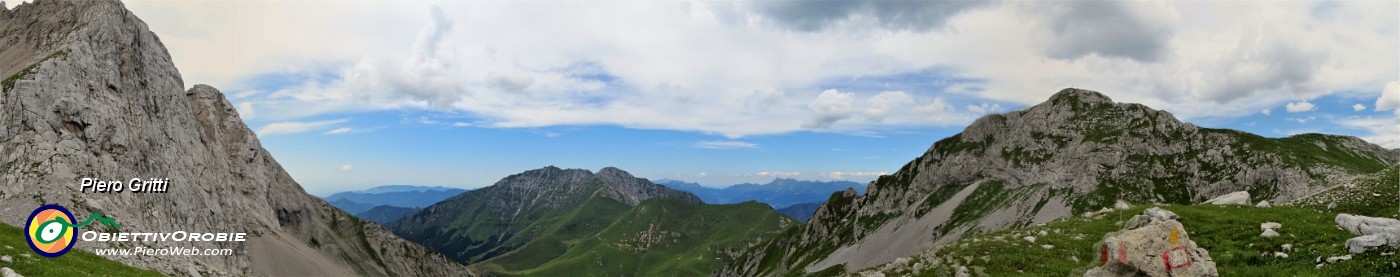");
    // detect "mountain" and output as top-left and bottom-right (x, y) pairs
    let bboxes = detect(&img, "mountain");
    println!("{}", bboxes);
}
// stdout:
(719, 88), (1400, 276)
(322, 185), (468, 214)
(0, 1), (466, 275)
(656, 178), (866, 209)
(775, 202), (823, 222)
(356, 205), (421, 225)
(389, 166), (795, 275)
